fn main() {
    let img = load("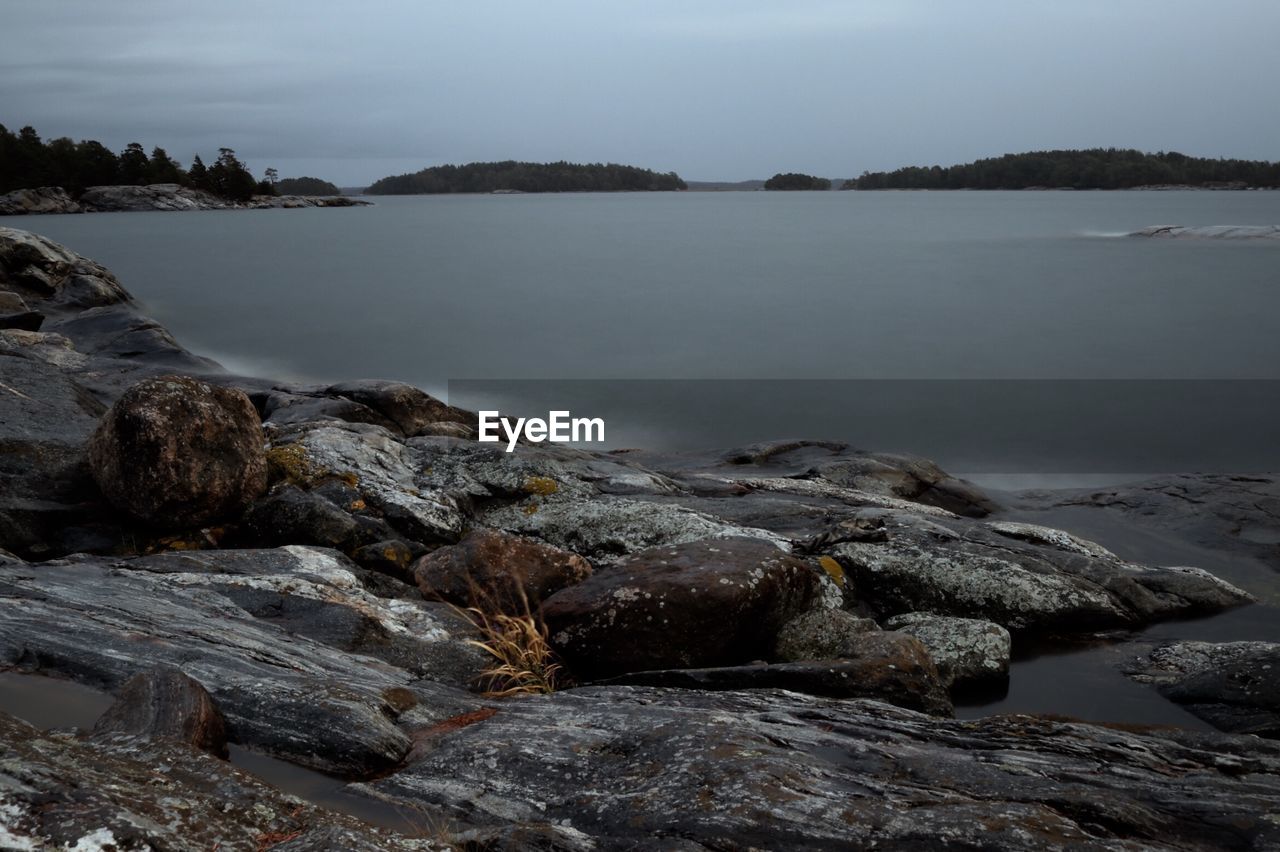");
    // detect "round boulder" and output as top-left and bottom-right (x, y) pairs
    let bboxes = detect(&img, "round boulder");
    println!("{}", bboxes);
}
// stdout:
(415, 528), (592, 612)
(88, 375), (267, 527)
(883, 612), (1011, 687)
